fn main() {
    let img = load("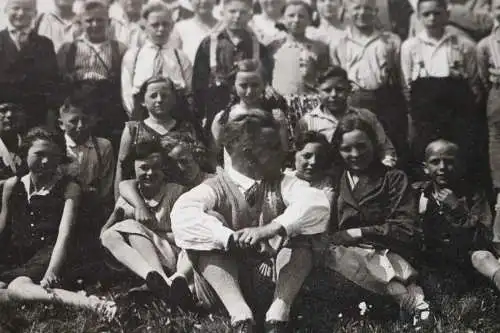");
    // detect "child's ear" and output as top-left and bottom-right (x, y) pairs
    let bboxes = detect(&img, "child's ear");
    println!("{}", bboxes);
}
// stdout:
(422, 162), (429, 175)
(58, 118), (65, 132)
